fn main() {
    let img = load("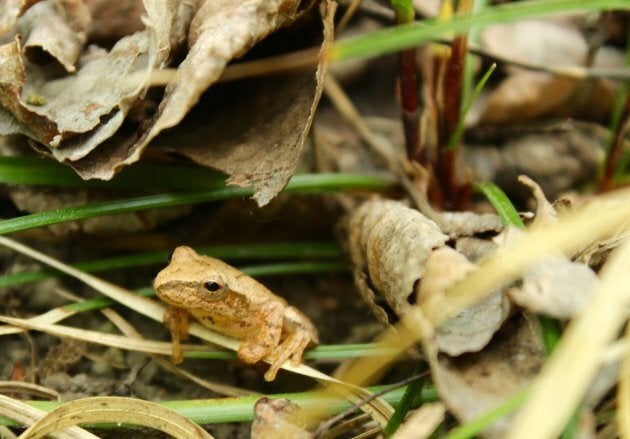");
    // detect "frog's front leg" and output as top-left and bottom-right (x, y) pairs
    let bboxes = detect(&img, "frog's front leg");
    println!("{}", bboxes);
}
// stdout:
(237, 300), (284, 366)
(263, 306), (319, 381)
(163, 306), (190, 364)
